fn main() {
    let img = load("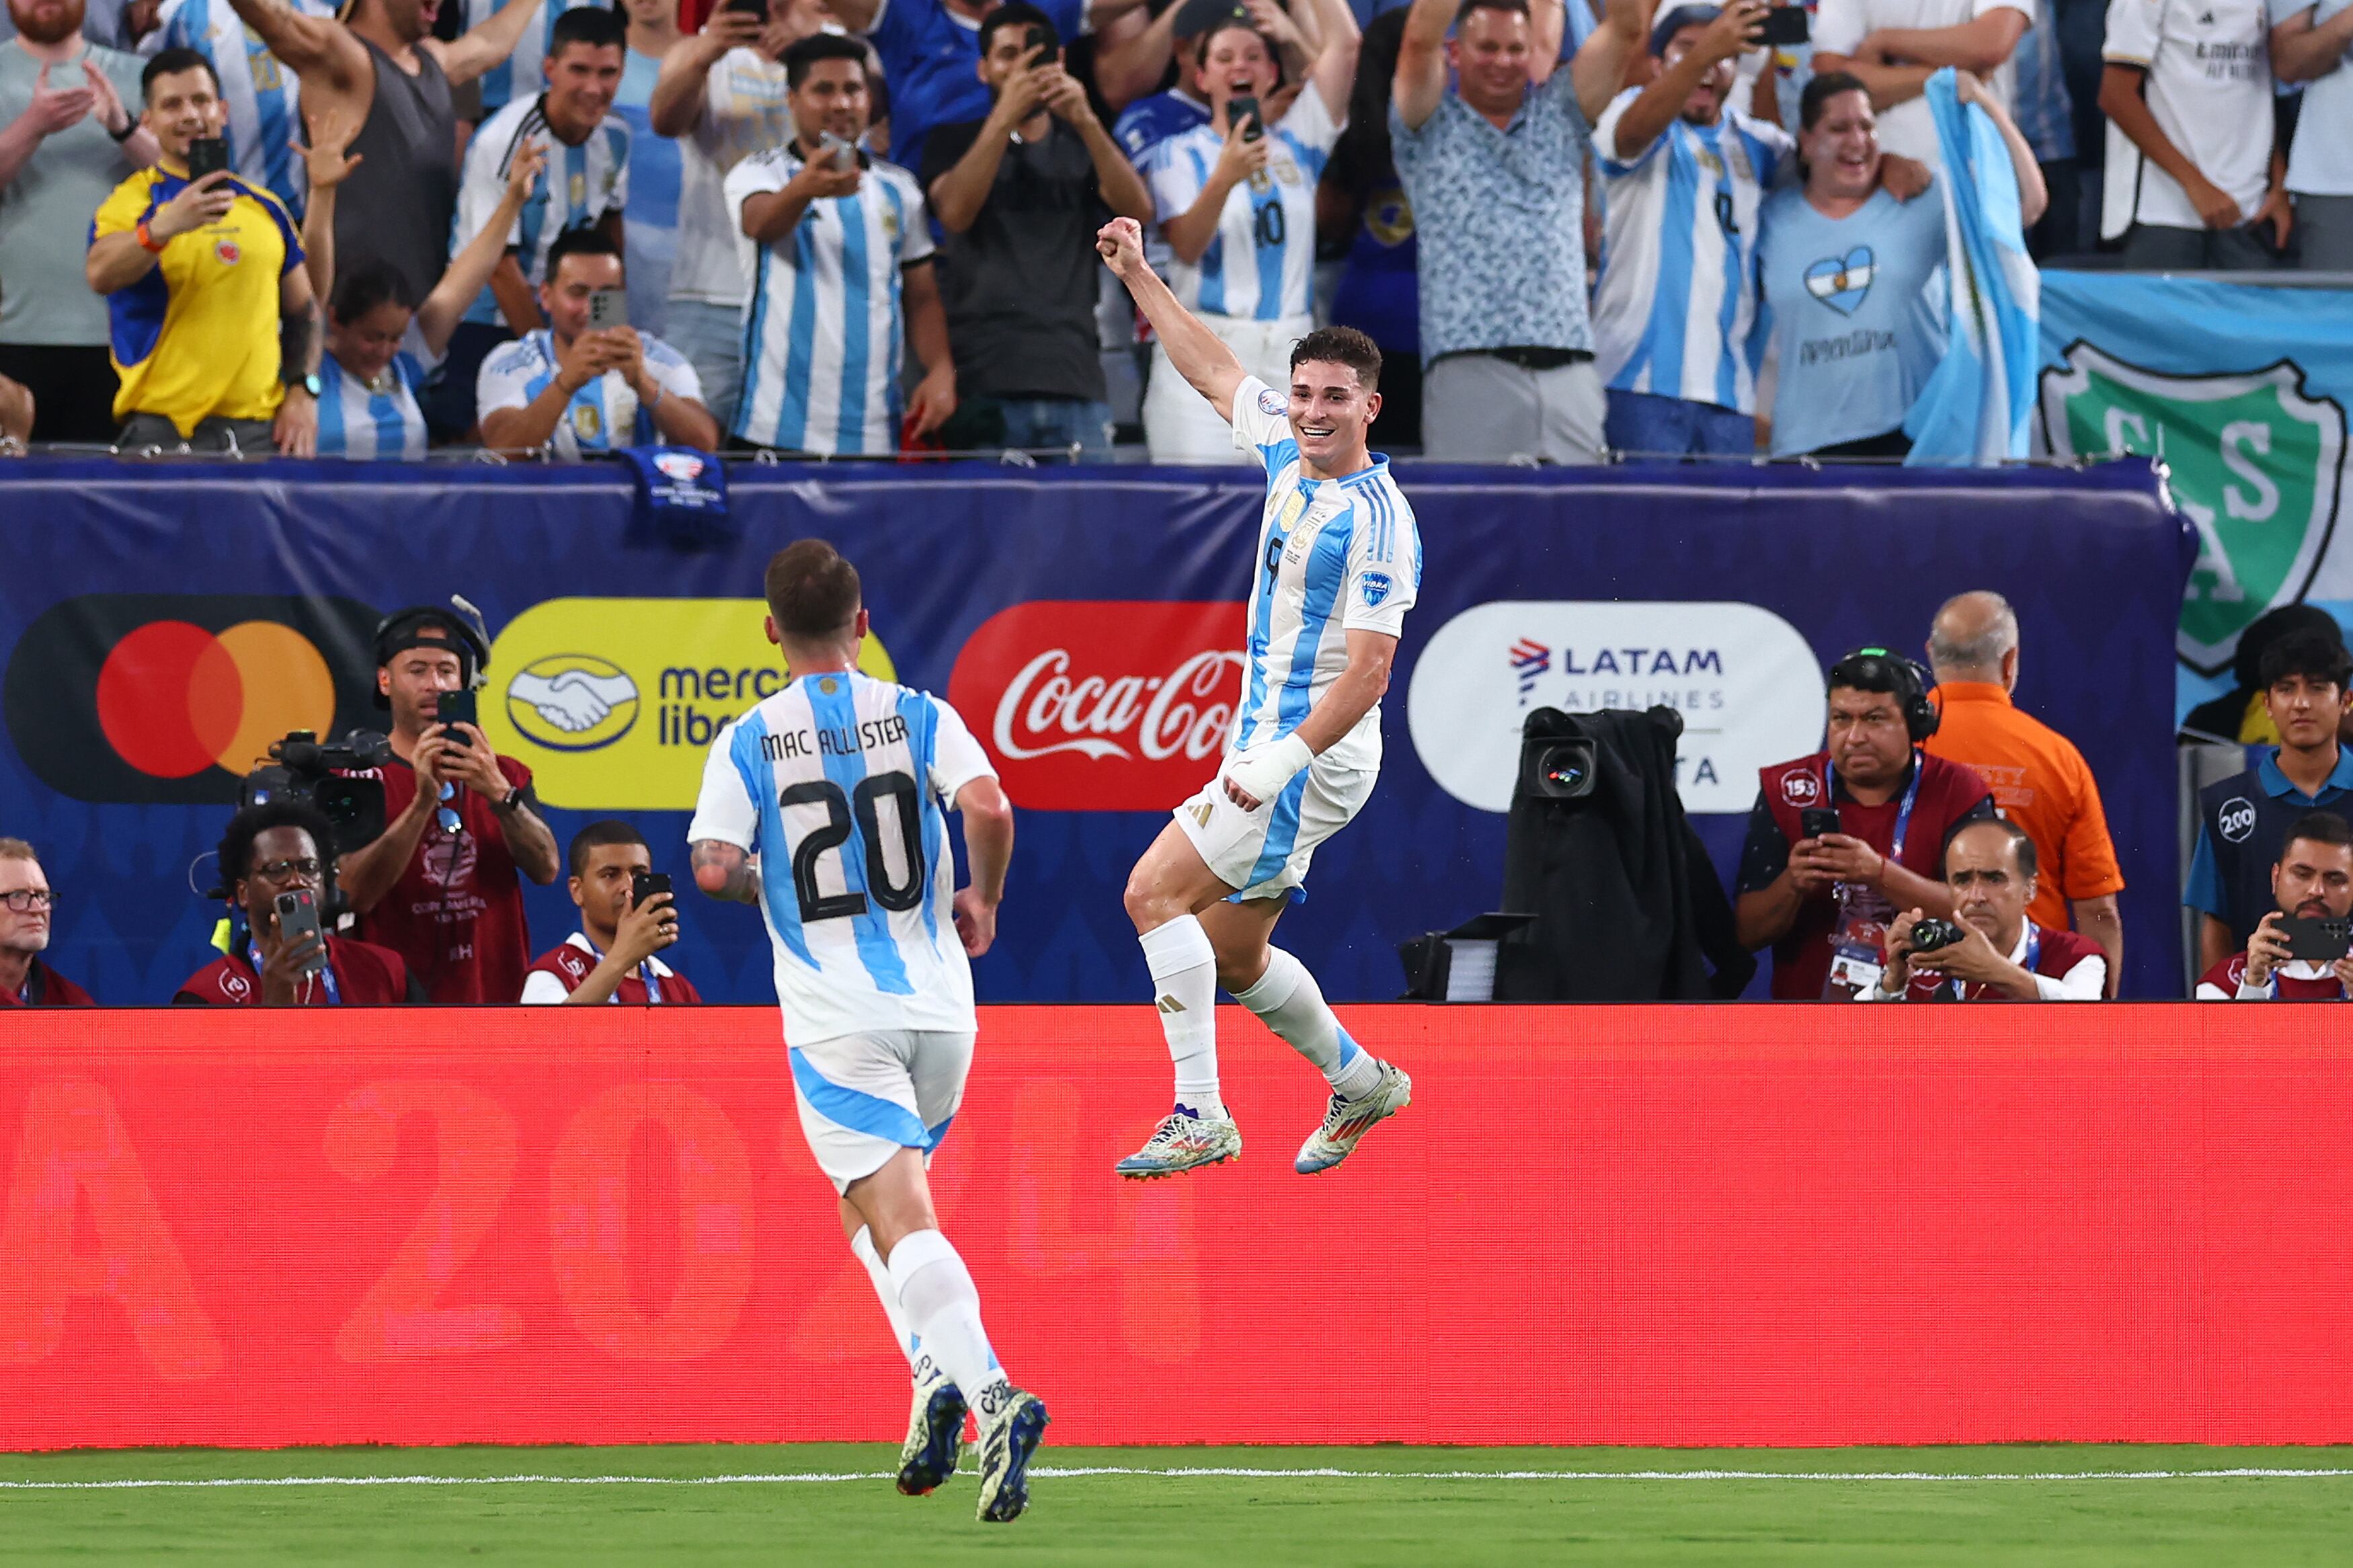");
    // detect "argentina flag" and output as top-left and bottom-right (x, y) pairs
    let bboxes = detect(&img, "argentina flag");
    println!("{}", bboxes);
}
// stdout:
(1903, 68), (2040, 466)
